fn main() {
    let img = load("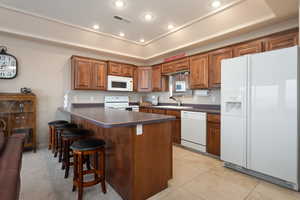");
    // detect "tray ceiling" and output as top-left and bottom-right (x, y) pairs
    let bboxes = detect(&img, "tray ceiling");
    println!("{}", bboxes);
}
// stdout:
(0, 0), (240, 45)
